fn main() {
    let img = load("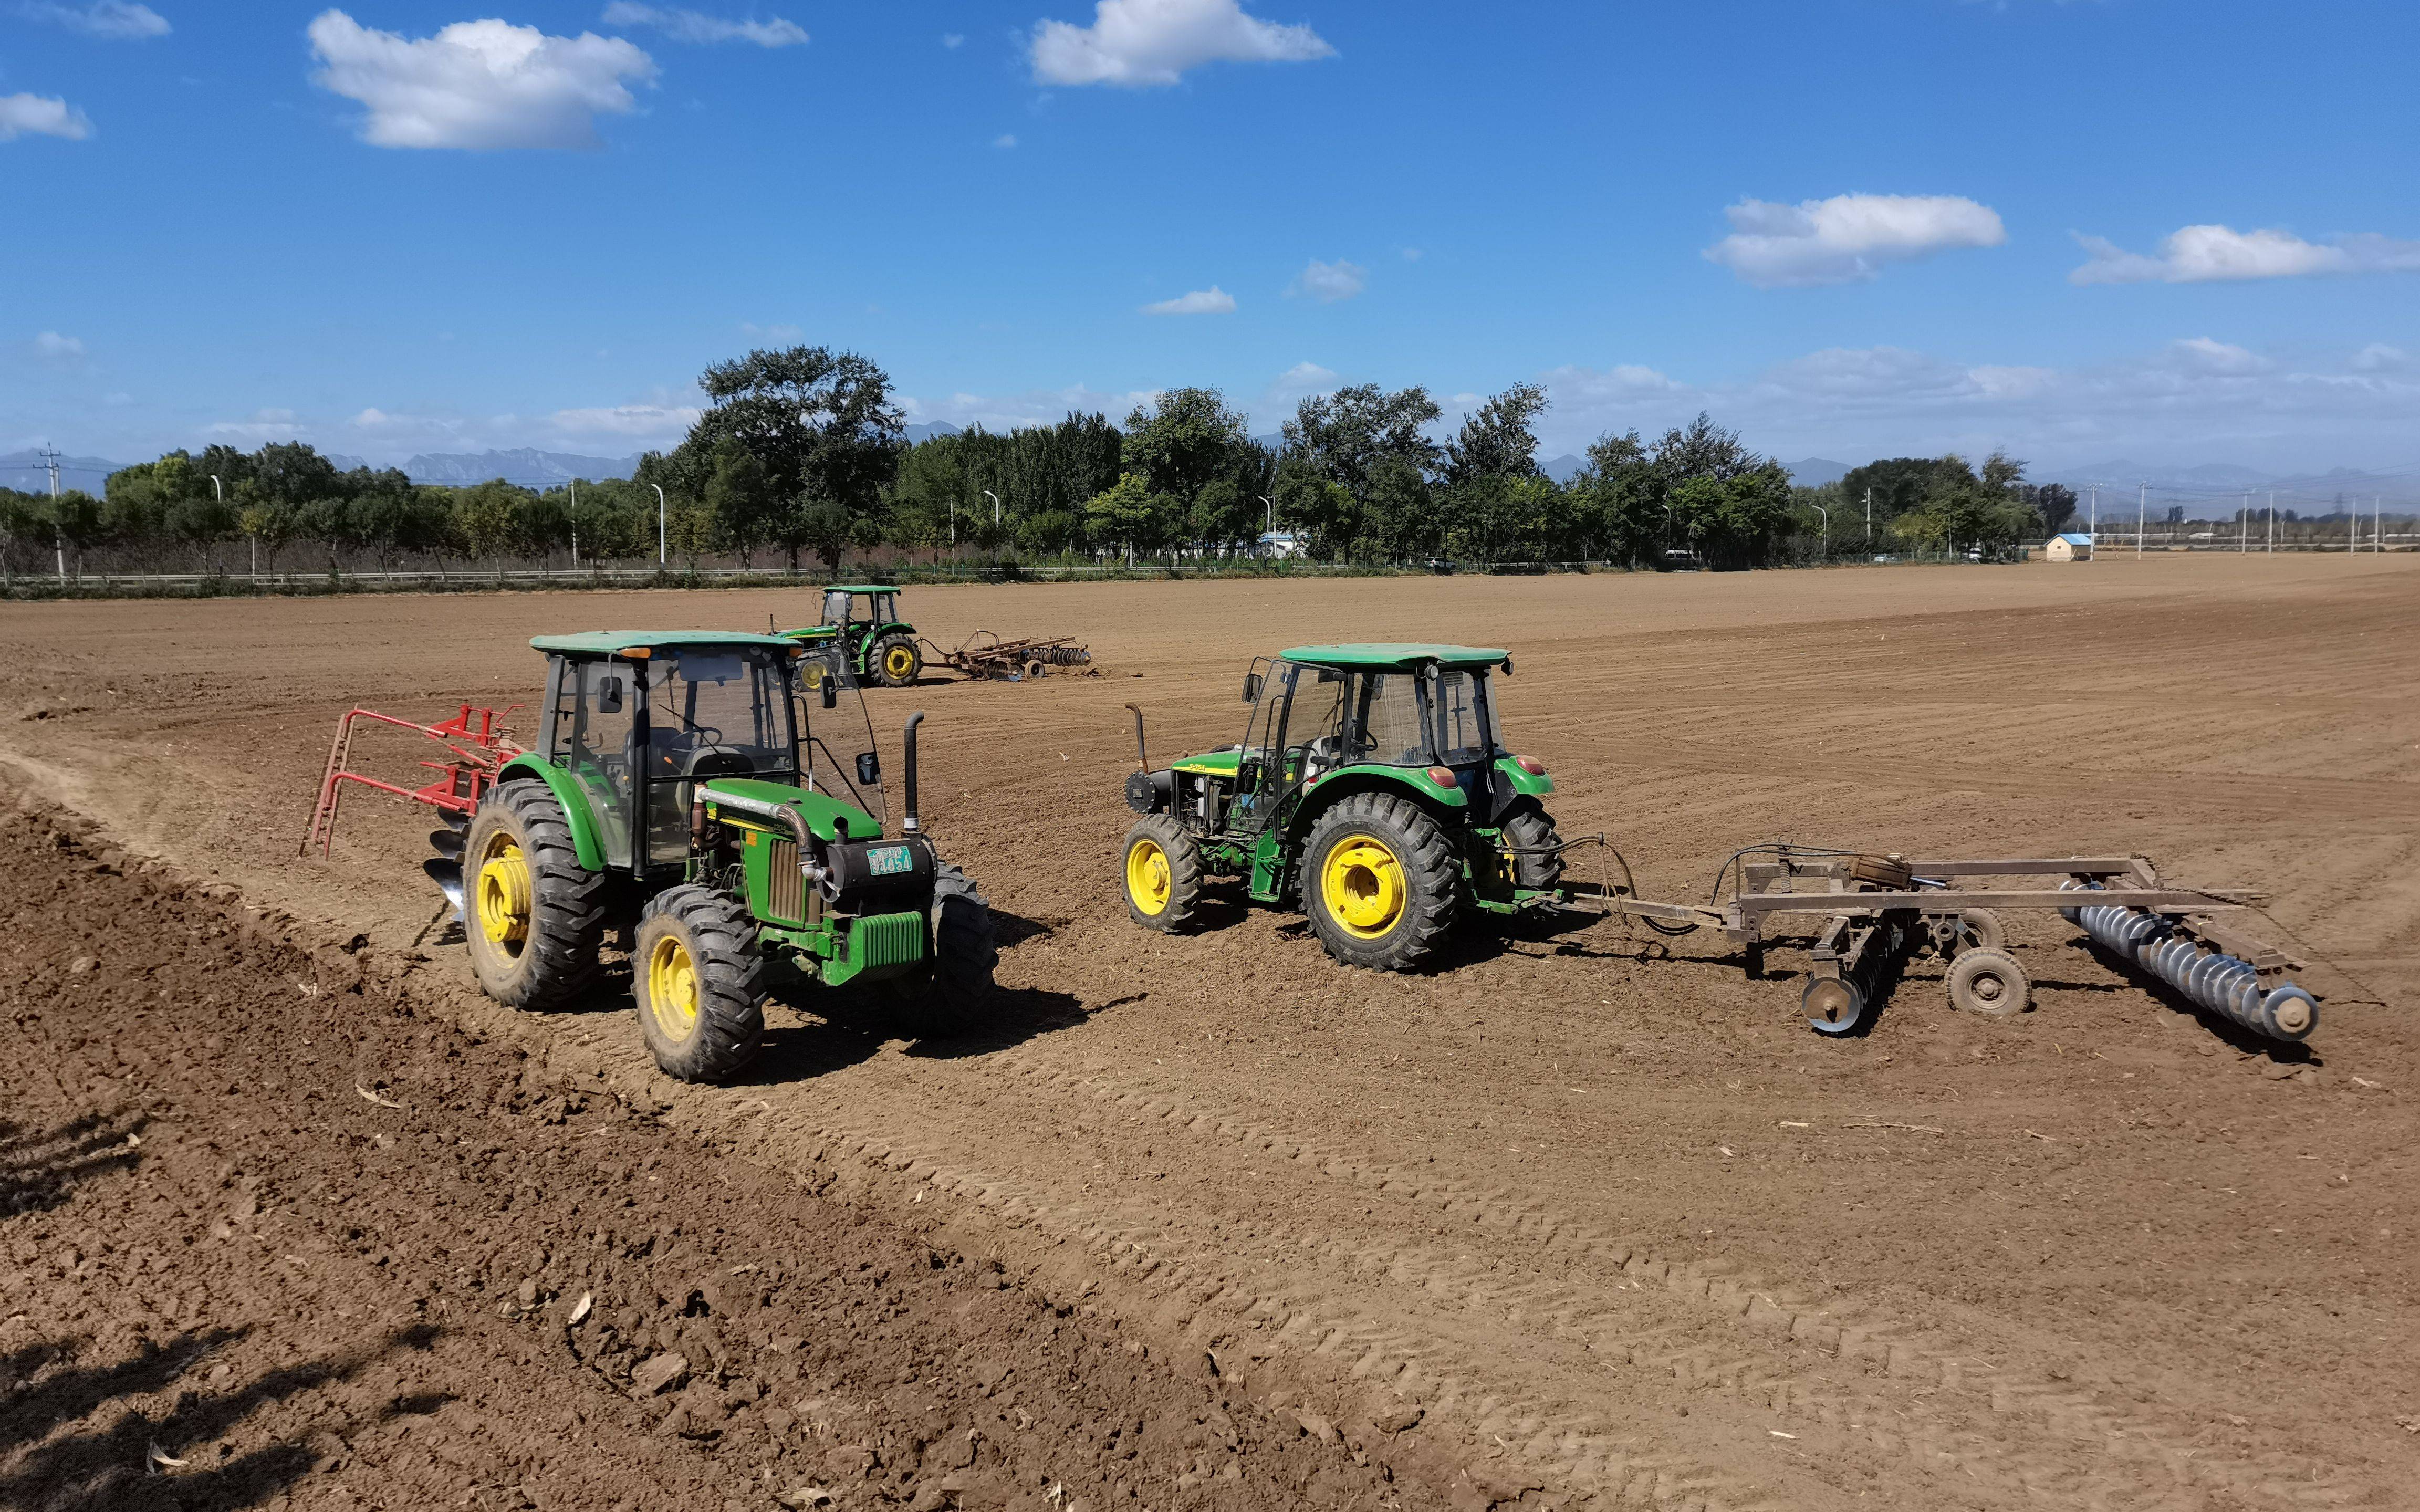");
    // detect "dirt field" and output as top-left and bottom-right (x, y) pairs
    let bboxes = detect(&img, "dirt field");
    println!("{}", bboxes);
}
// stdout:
(4, 554), (2416, 1511)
